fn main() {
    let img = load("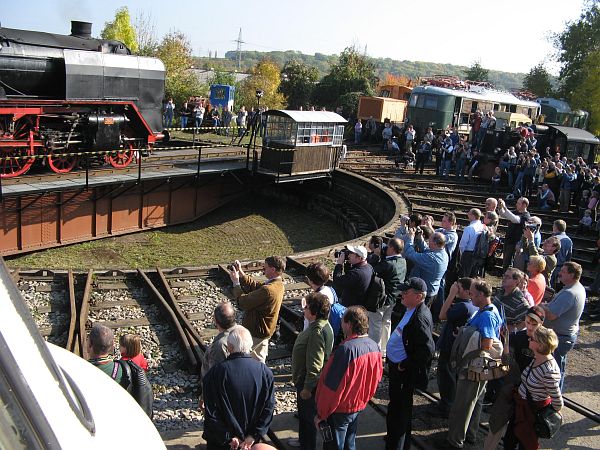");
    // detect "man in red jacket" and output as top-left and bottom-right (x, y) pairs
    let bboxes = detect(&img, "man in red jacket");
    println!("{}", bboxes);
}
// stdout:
(314, 306), (383, 450)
